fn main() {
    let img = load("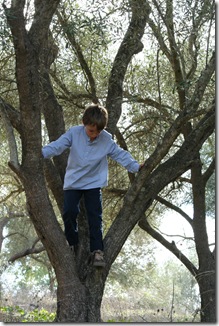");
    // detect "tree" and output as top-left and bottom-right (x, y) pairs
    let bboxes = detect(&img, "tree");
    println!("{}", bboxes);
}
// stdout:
(0, 0), (215, 322)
